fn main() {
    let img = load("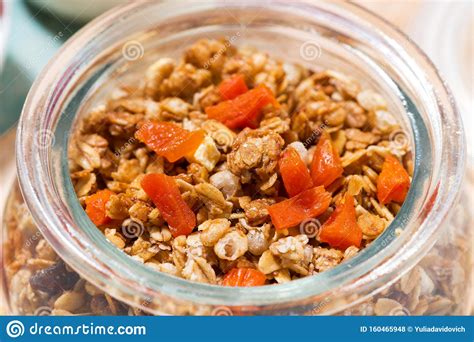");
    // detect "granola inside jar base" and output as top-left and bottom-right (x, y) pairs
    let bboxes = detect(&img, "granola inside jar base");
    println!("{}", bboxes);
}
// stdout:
(2, 182), (132, 316)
